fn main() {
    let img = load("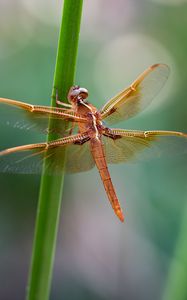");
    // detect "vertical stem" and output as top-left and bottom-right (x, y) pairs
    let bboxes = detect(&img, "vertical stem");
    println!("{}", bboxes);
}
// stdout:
(26, 1), (83, 300)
